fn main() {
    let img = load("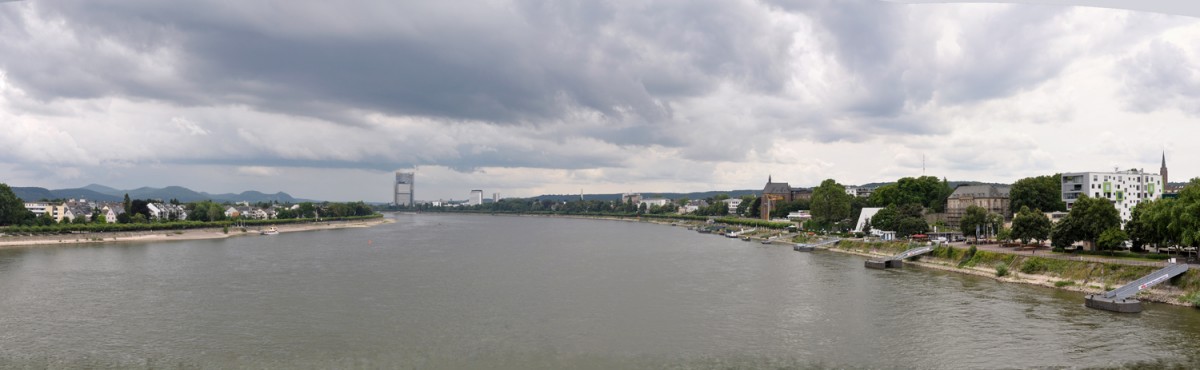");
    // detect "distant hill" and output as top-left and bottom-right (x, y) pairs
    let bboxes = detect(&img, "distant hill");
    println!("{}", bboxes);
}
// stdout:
(11, 184), (311, 204)
(529, 181), (1012, 202)
(532, 190), (761, 202)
